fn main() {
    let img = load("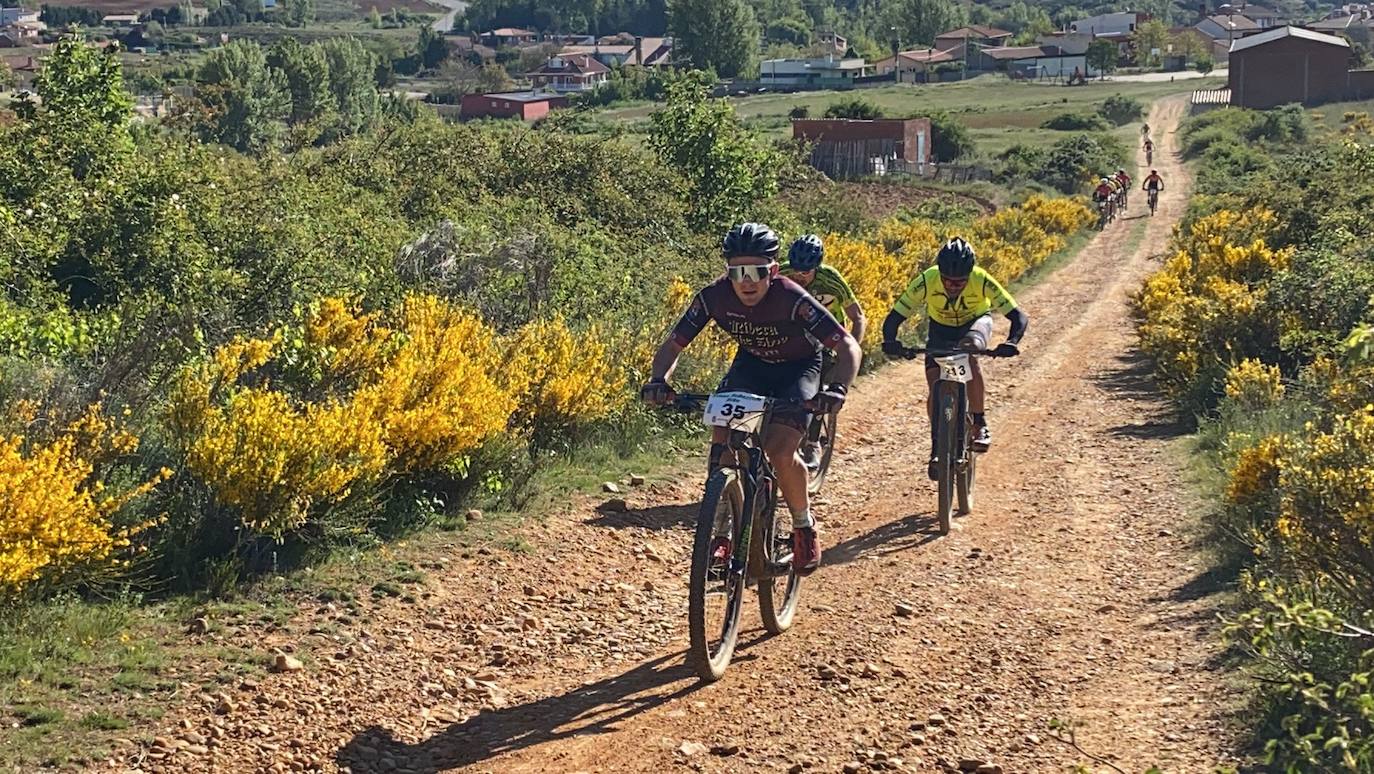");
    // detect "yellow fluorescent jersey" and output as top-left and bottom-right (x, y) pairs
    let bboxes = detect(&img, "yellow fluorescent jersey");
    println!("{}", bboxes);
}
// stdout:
(893, 265), (1018, 327)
